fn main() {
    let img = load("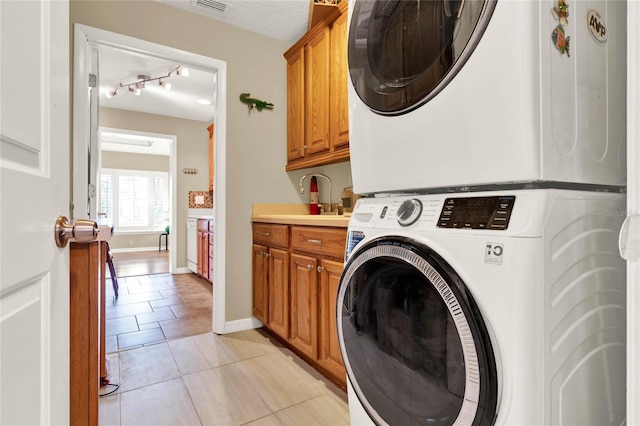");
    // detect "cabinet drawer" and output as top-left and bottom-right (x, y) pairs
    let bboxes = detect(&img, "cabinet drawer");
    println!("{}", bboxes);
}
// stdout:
(253, 224), (289, 248)
(291, 226), (346, 259)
